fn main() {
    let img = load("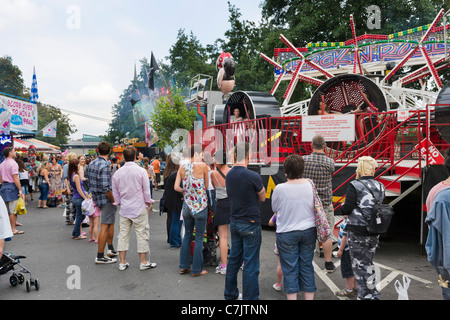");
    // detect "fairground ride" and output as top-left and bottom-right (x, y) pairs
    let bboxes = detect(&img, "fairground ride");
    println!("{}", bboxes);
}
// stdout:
(189, 9), (450, 242)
